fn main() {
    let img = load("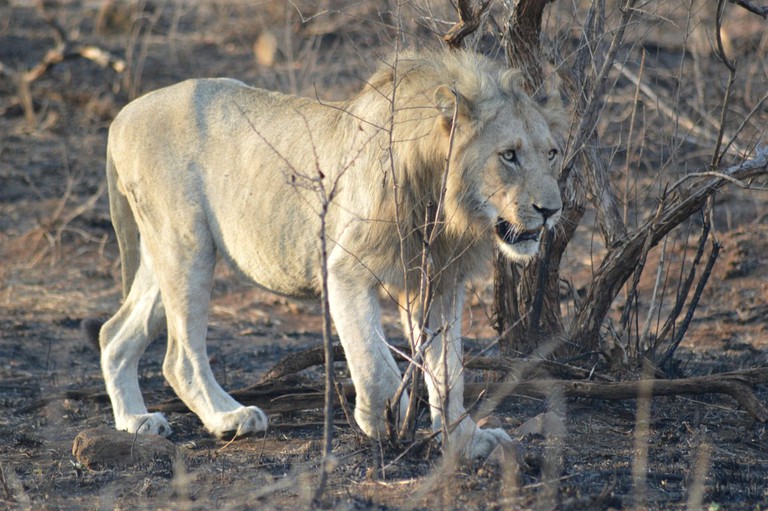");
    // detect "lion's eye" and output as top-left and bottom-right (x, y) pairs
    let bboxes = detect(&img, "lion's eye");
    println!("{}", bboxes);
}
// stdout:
(548, 148), (558, 161)
(500, 149), (517, 164)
